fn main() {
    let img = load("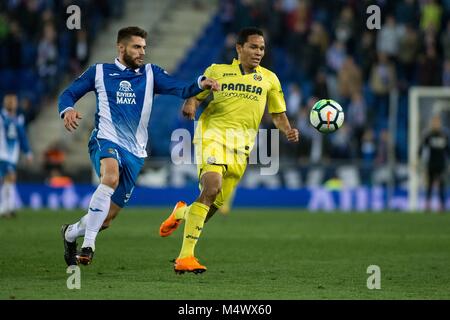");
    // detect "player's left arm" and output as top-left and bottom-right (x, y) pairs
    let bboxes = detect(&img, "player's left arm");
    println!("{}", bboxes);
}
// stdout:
(267, 73), (299, 143)
(17, 122), (33, 164)
(271, 112), (299, 143)
(152, 65), (219, 99)
(182, 97), (203, 120)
